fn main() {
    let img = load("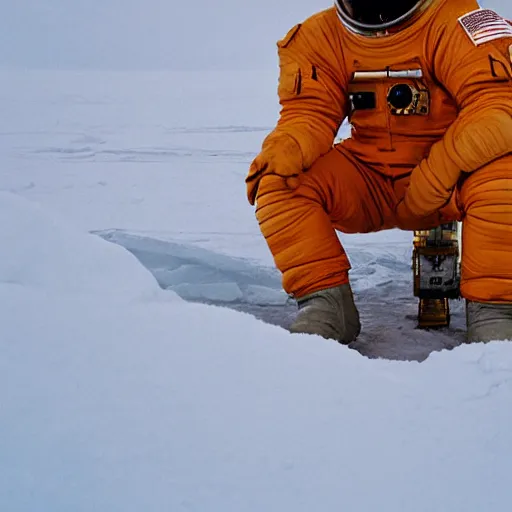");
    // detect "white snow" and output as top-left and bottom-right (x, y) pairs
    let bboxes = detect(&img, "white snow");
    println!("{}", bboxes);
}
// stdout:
(0, 192), (169, 301)
(1, 0), (512, 507)
(1, 189), (512, 511)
